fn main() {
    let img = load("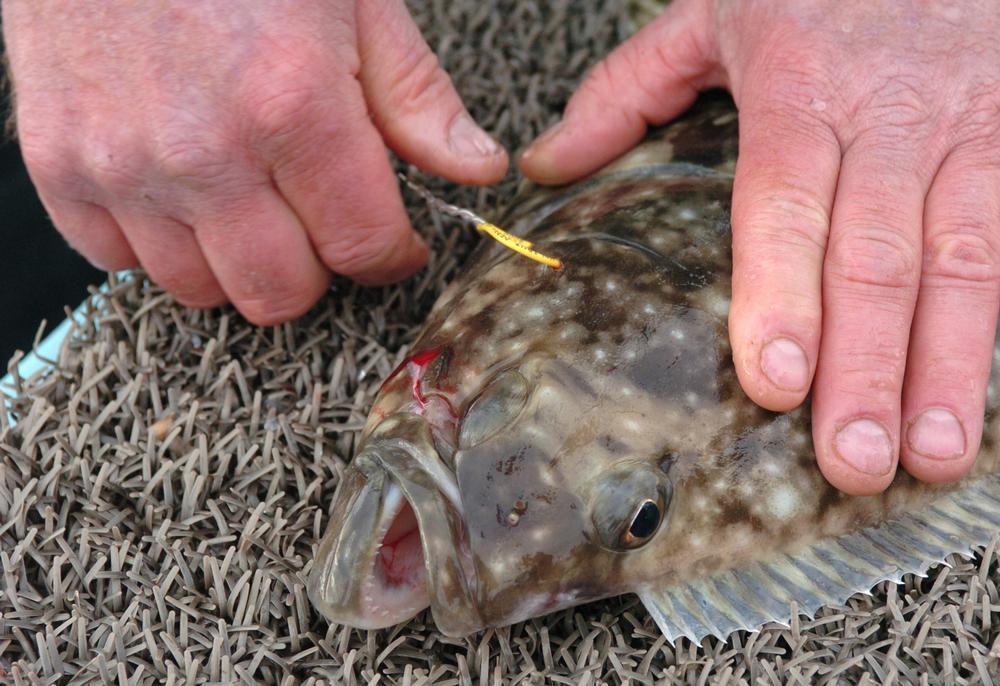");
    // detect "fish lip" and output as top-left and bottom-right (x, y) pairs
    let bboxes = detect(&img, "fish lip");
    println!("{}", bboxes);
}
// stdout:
(307, 462), (422, 629)
(365, 439), (484, 635)
(308, 417), (483, 636)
